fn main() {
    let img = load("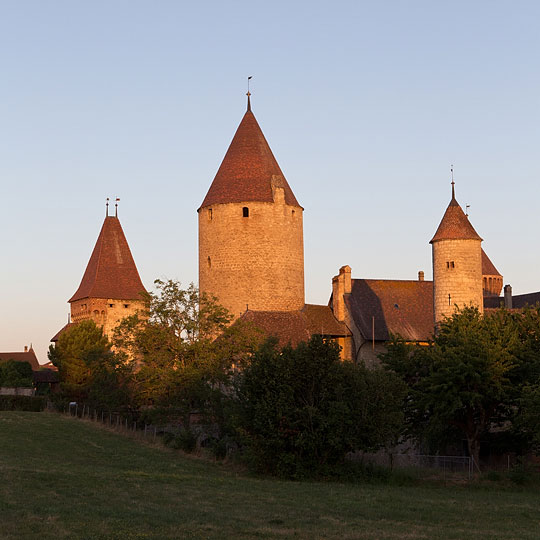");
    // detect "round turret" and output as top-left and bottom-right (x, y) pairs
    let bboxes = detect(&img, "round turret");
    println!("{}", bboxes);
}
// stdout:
(431, 183), (483, 324)
(198, 99), (305, 318)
